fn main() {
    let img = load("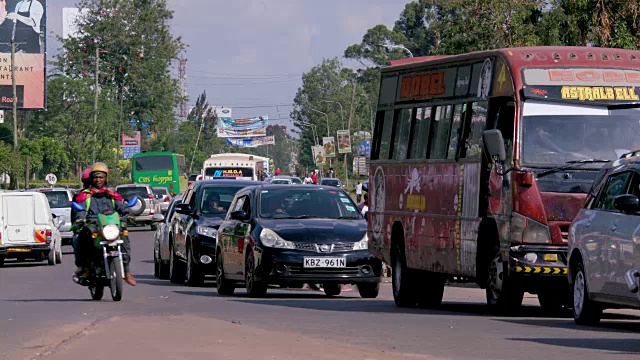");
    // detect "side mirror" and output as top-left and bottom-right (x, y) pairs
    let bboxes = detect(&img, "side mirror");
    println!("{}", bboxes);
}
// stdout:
(152, 214), (165, 222)
(175, 203), (192, 215)
(51, 213), (57, 219)
(614, 194), (640, 214)
(71, 202), (84, 211)
(127, 196), (139, 208)
(482, 129), (506, 162)
(230, 210), (249, 221)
